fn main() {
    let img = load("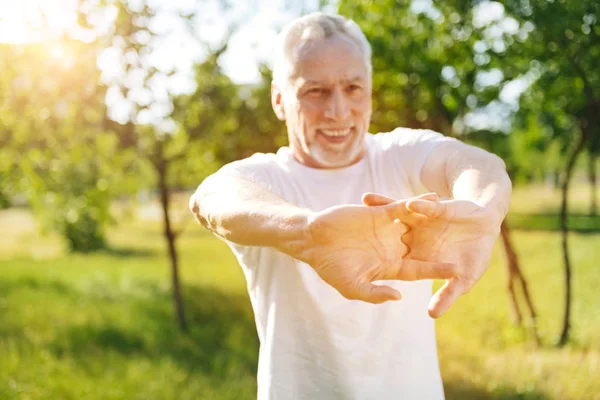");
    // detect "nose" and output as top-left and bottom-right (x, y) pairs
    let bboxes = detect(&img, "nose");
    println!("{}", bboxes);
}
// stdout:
(324, 88), (350, 121)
